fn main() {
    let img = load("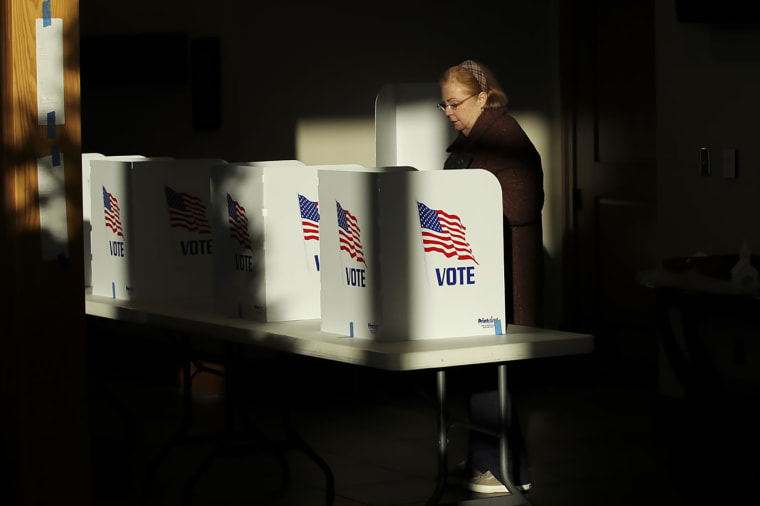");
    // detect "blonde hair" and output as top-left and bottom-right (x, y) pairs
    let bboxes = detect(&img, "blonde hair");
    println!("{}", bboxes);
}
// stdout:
(440, 60), (509, 109)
